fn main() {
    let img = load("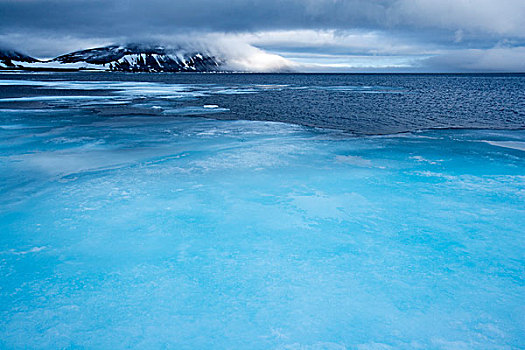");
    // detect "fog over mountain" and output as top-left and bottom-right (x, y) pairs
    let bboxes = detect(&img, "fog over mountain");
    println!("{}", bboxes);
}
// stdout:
(0, 0), (524, 72)
(0, 42), (293, 73)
